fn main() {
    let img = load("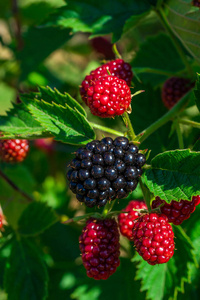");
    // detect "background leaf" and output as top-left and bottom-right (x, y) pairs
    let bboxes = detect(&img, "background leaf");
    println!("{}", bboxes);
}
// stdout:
(43, 0), (151, 42)
(164, 0), (200, 63)
(143, 149), (200, 202)
(4, 238), (48, 300)
(194, 73), (200, 112)
(18, 201), (58, 236)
